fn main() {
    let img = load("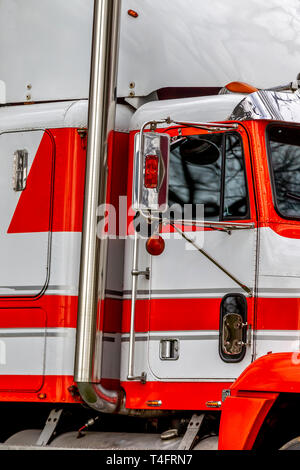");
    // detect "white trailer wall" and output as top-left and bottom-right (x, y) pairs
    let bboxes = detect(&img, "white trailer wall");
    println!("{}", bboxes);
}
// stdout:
(0, 0), (300, 103)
